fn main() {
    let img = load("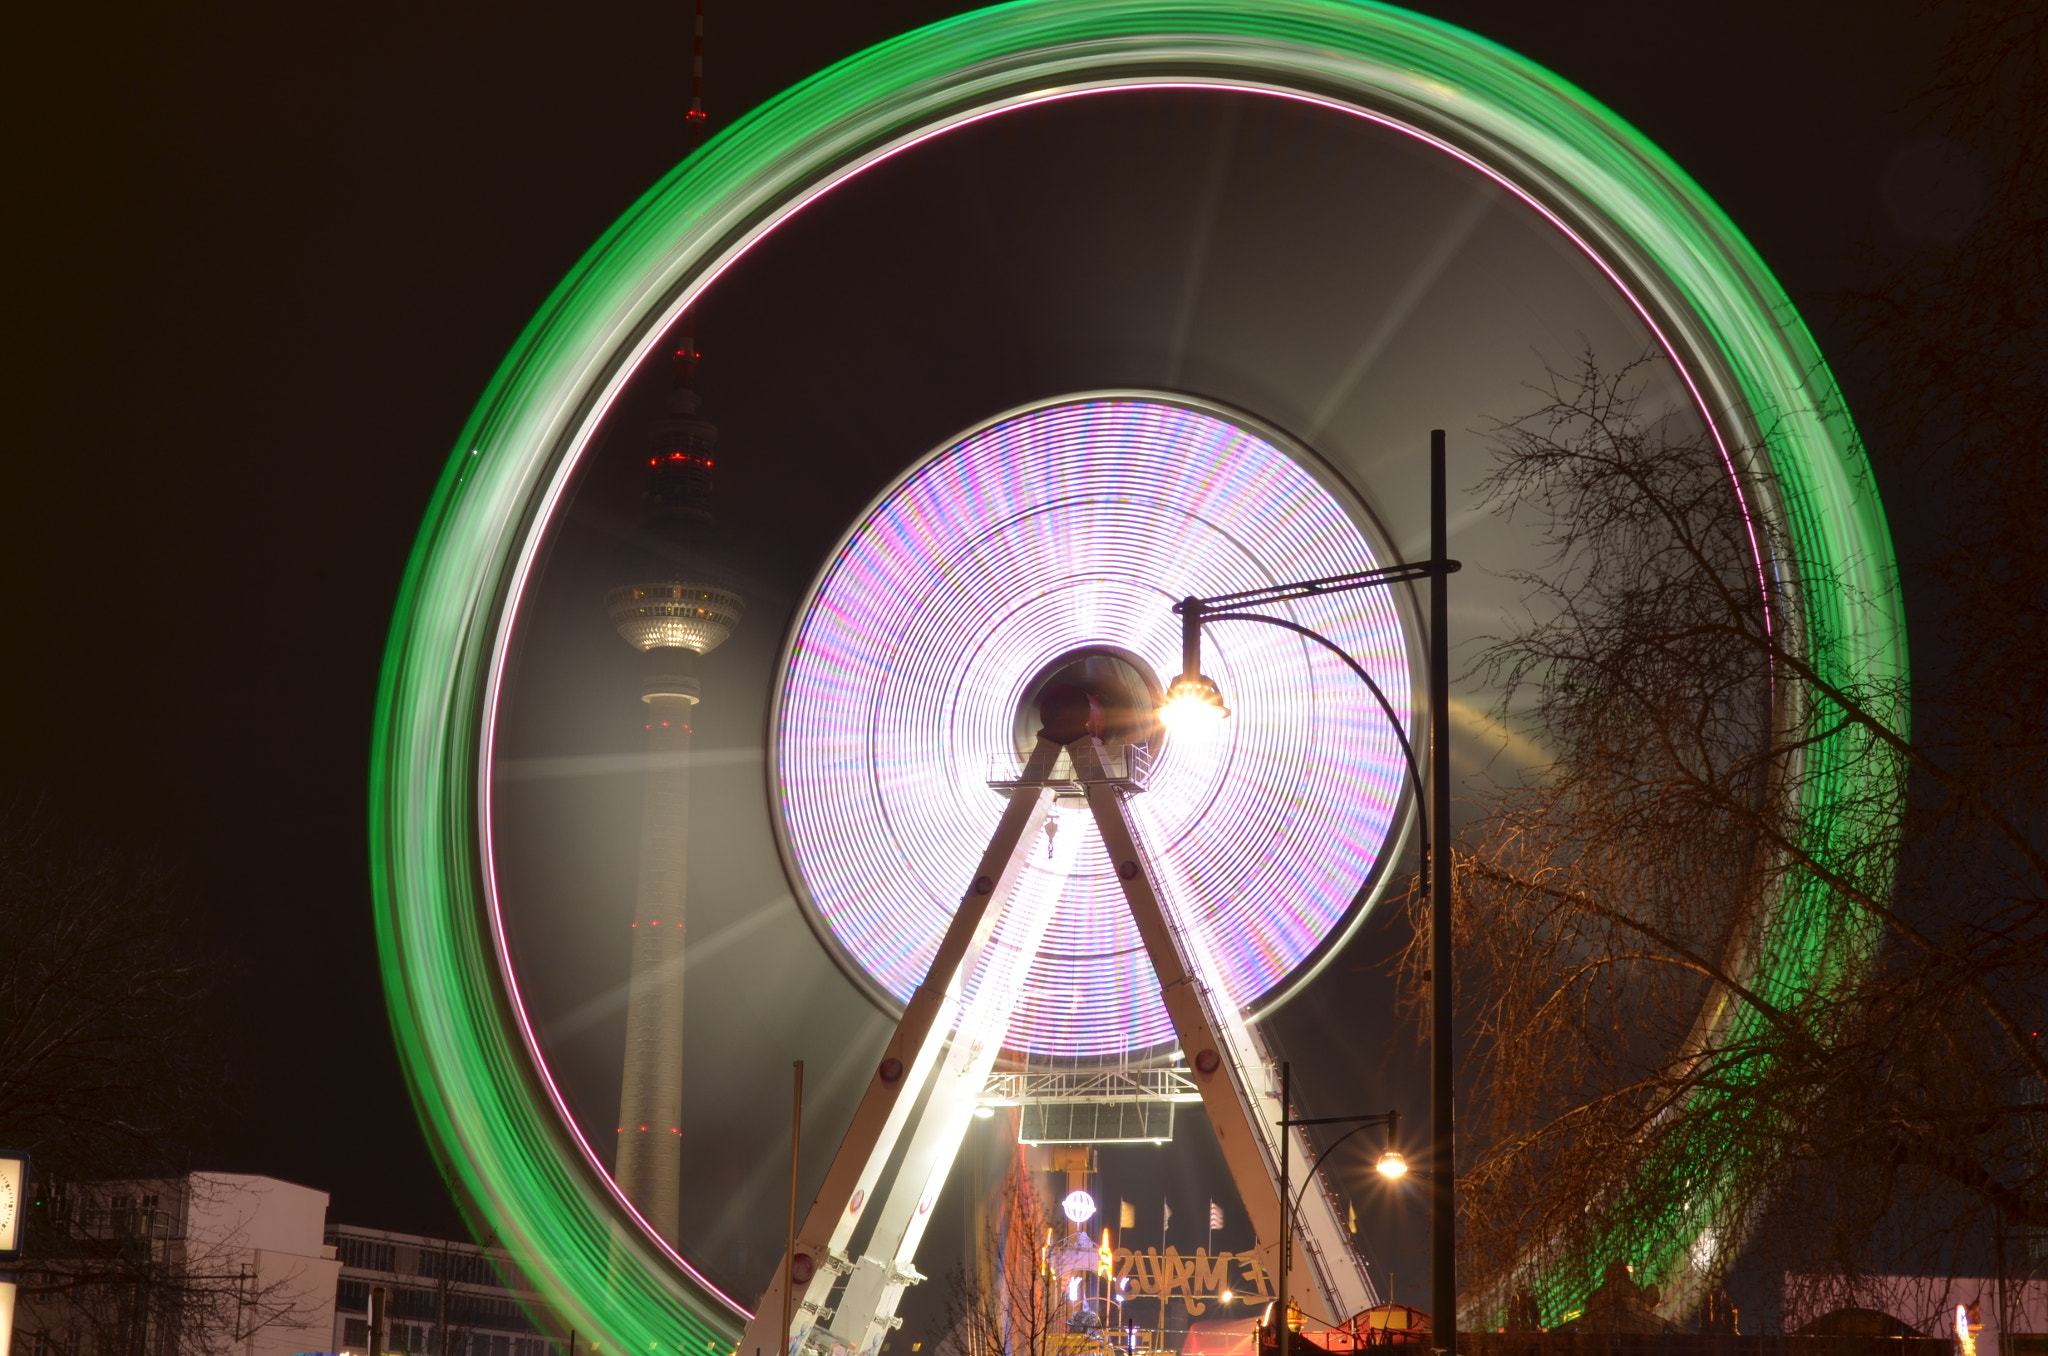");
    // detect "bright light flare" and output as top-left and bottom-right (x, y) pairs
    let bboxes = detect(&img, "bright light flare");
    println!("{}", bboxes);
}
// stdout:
(1159, 674), (1230, 729)
(1376, 1149), (1409, 1179)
